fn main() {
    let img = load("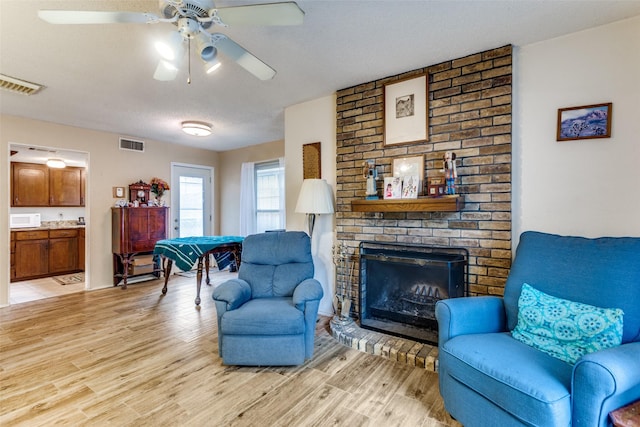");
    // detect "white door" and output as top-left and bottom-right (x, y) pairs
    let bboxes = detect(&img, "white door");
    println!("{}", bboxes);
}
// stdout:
(170, 163), (213, 238)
